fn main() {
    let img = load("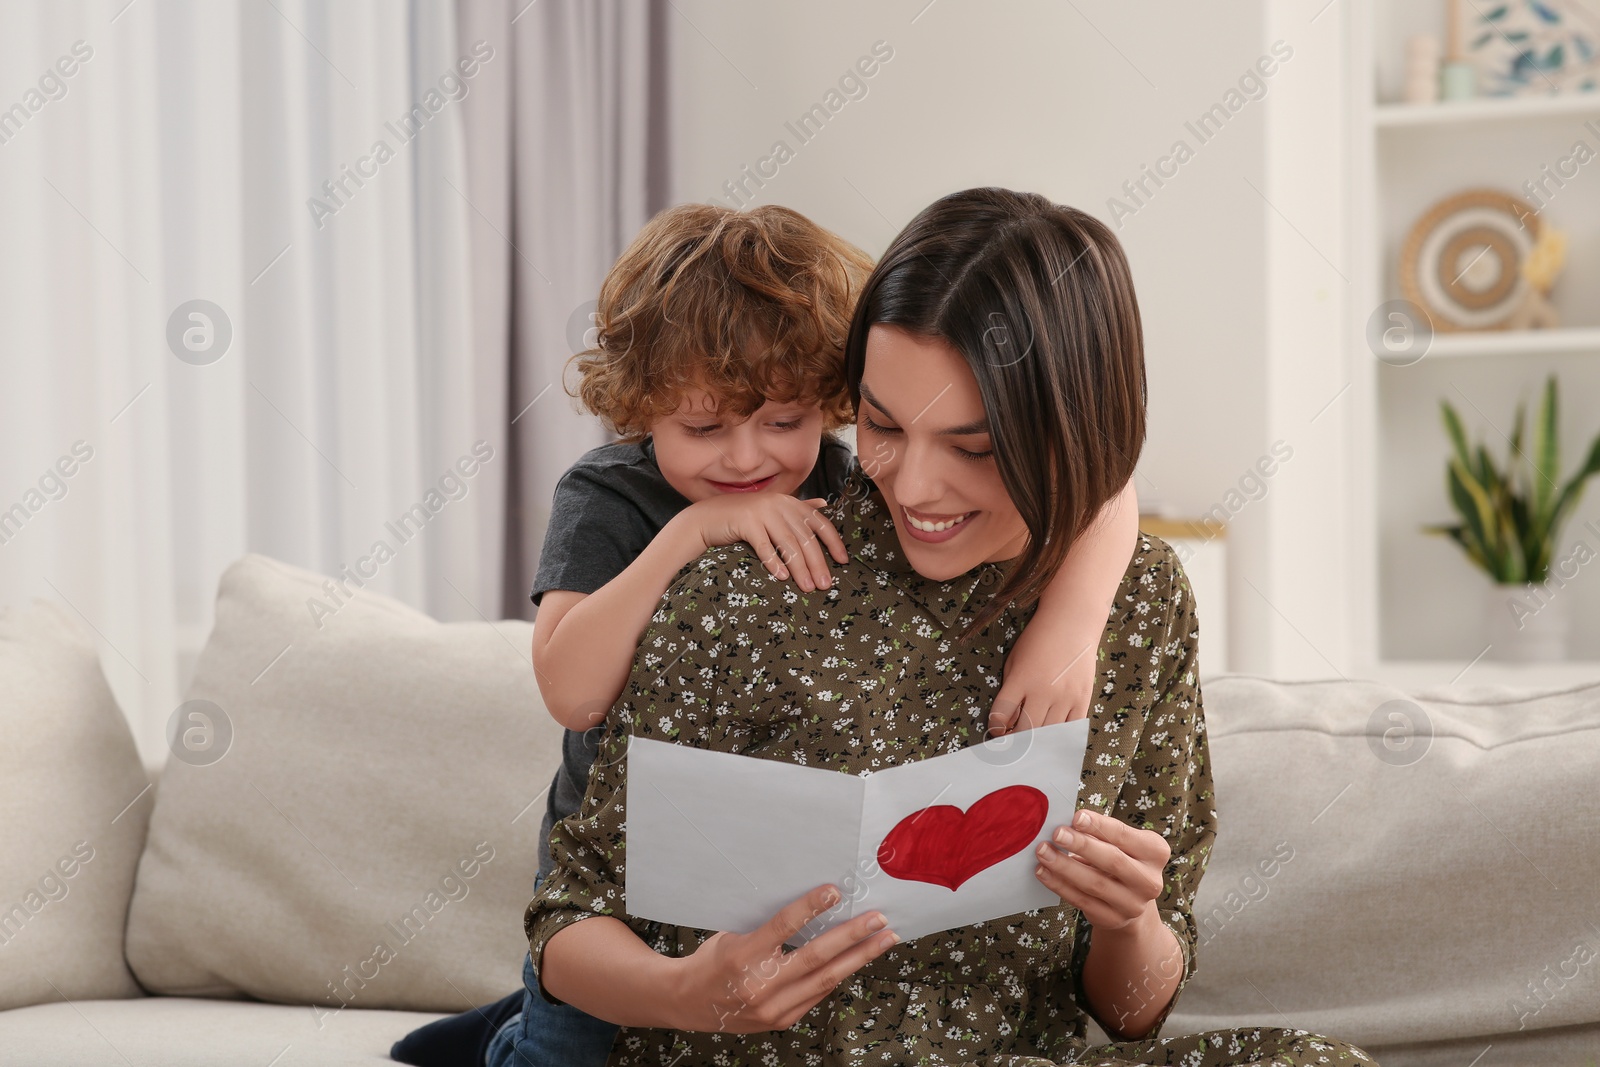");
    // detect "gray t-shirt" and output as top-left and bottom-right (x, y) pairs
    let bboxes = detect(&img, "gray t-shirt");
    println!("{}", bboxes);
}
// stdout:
(529, 432), (855, 883)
